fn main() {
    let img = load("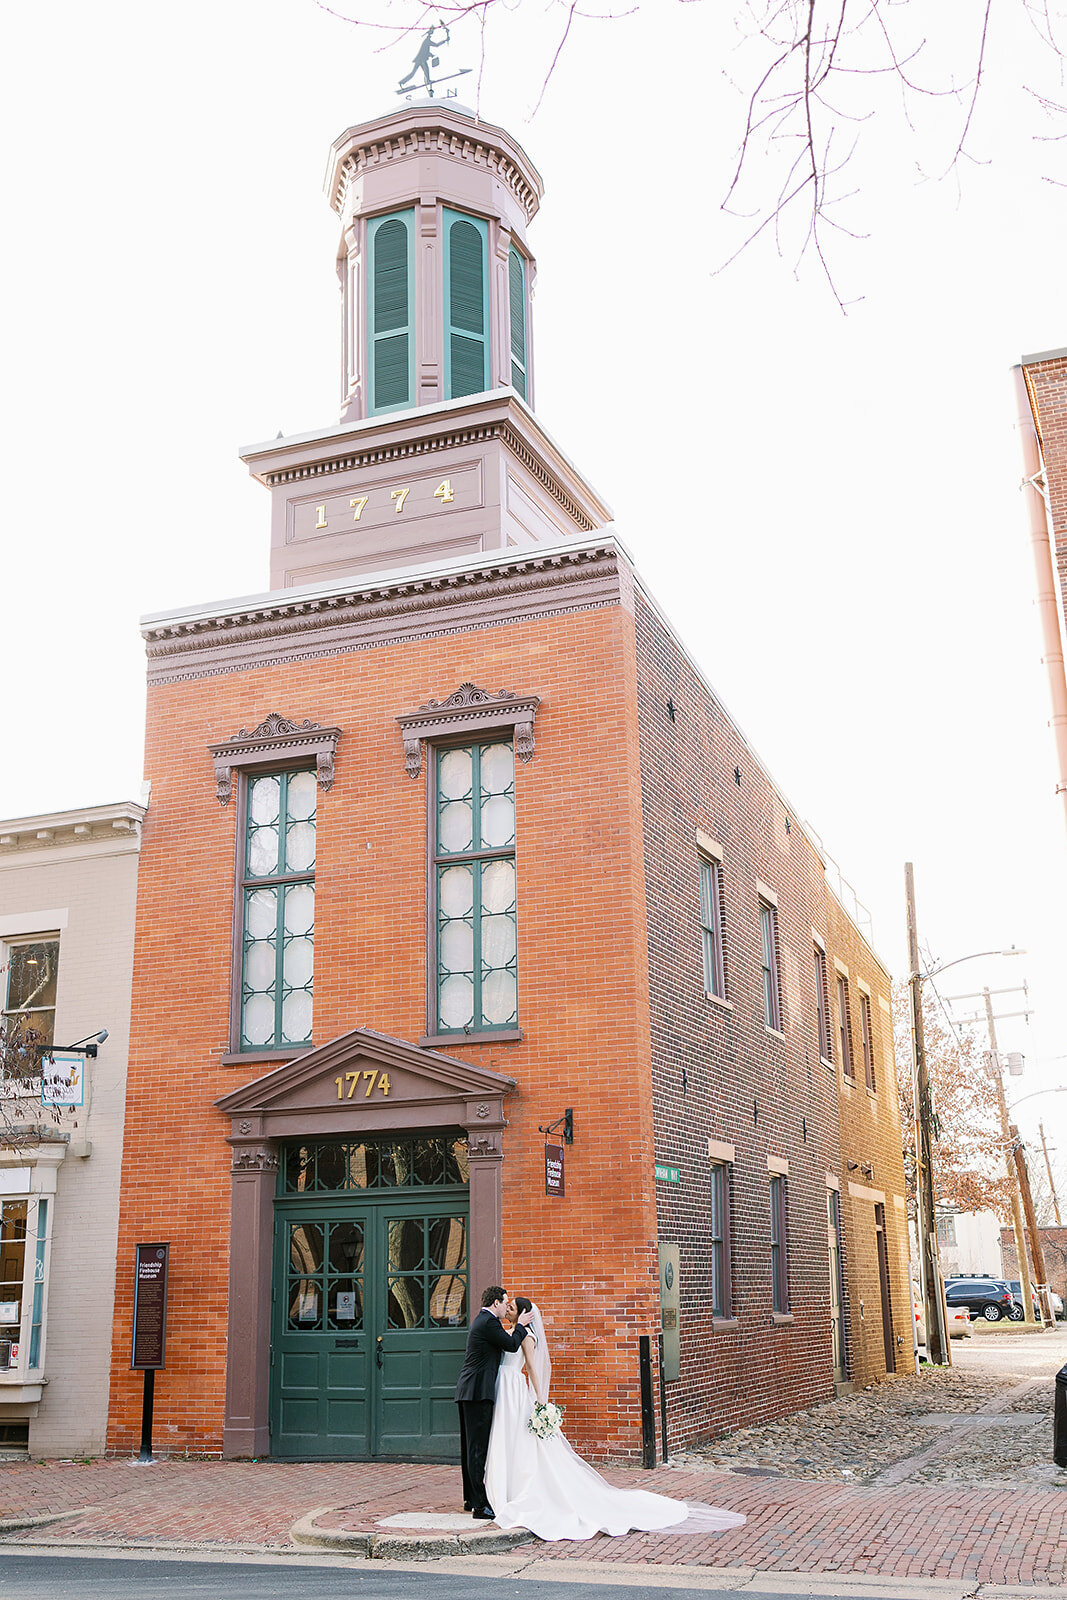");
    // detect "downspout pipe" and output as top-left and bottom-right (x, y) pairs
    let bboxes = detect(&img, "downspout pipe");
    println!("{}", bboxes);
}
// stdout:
(1012, 364), (1067, 838)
